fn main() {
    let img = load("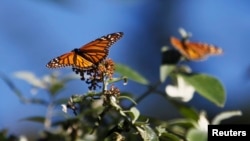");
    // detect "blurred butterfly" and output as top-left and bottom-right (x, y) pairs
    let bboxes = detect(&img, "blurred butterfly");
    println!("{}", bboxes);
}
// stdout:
(170, 36), (223, 61)
(46, 32), (123, 70)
